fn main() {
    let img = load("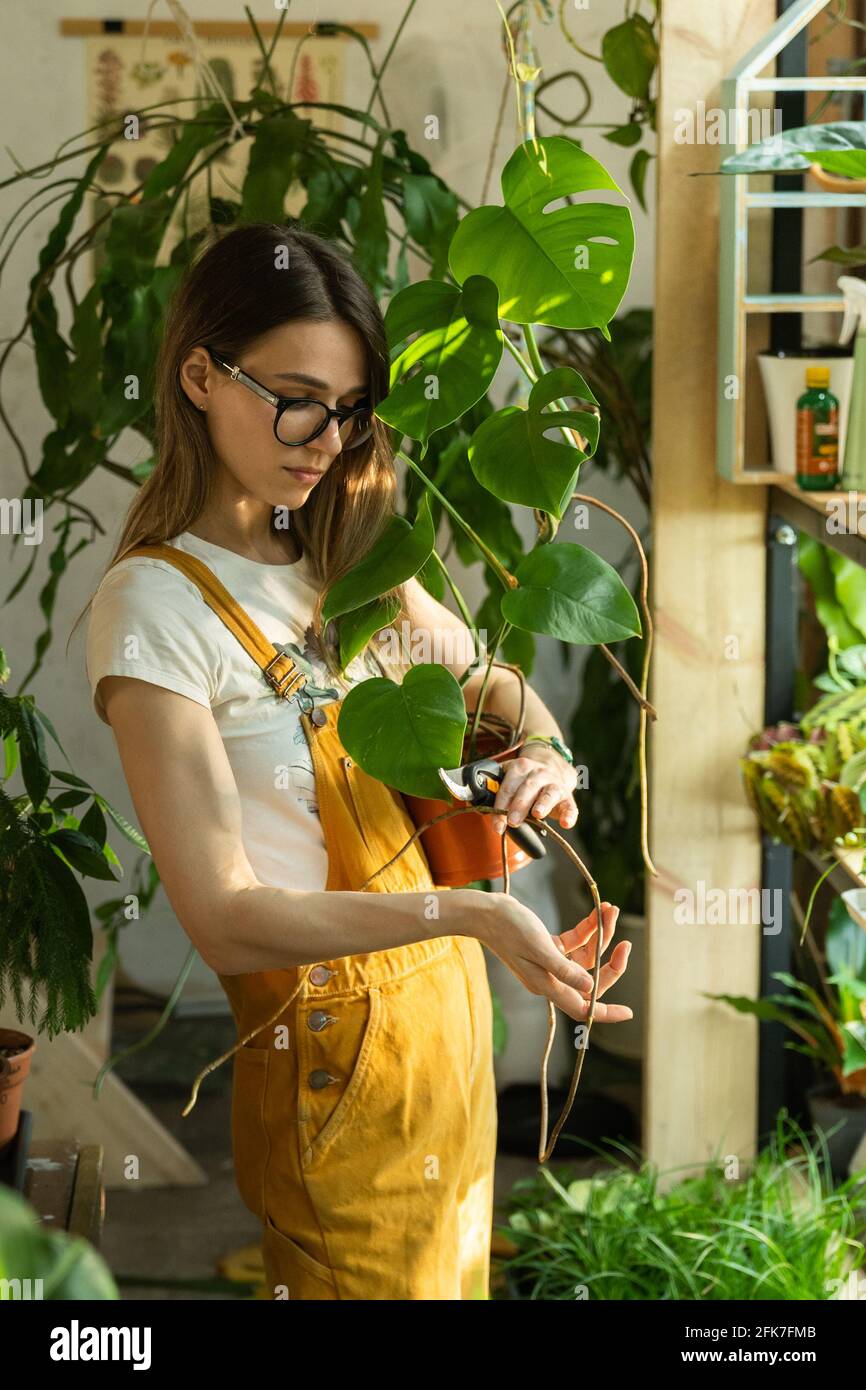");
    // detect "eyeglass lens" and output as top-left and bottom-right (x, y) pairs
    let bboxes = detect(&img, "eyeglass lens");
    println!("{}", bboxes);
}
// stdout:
(275, 400), (372, 448)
